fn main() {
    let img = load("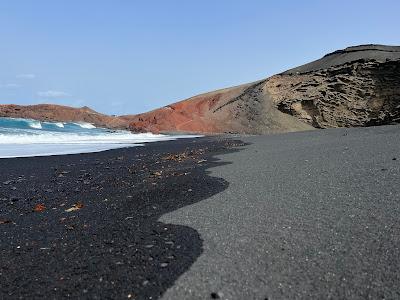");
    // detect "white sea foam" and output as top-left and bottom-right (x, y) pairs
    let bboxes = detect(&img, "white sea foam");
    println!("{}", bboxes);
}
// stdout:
(74, 122), (96, 129)
(0, 131), (186, 145)
(0, 143), (141, 158)
(29, 121), (42, 129)
(0, 117), (200, 158)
